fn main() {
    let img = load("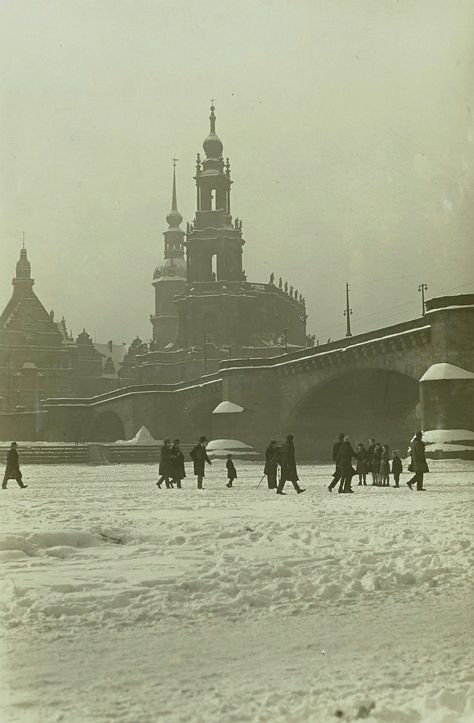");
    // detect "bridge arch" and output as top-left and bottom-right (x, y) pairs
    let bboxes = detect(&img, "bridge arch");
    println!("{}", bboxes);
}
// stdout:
(285, 368), (420, 460)
(181, 392), (222, 442)
(89, 410), (126, 442)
